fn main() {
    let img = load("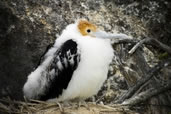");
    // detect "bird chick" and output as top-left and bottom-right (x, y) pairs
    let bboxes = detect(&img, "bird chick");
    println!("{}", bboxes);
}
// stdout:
(23, 19), (130, 102)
